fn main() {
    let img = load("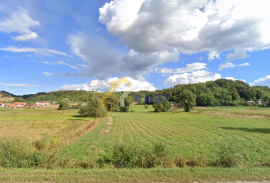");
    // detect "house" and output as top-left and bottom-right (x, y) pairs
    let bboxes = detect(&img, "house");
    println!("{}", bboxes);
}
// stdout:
(79, 102), (85, 105)
(44, 101), (50, 105)
(8, 104), (18, 108)
(14, 102), (27, 107)
(36, 101), (45, 106)
(25, 104), (37, 108)
(171, 103), (178, 108)
(0, 103), (5, 107)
